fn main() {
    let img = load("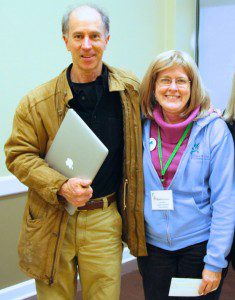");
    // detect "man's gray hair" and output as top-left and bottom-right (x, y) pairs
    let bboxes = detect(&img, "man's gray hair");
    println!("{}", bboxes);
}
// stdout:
(62, 4), (110, 36)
